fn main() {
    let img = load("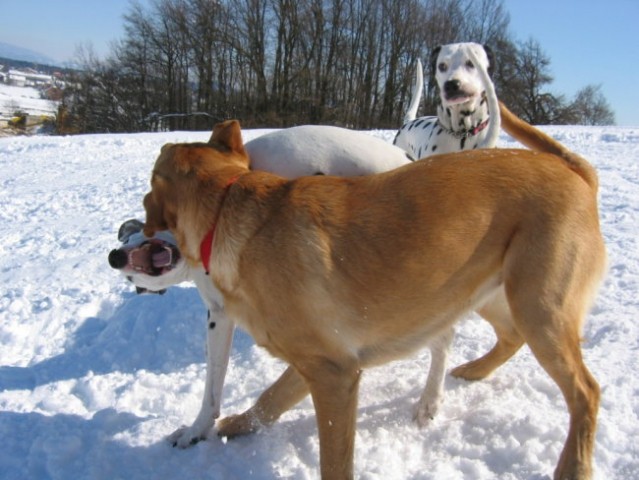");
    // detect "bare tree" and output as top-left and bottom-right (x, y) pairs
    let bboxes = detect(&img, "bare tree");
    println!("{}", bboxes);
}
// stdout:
(510, 38), (558, 124)
(569, 84), (616, 125)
